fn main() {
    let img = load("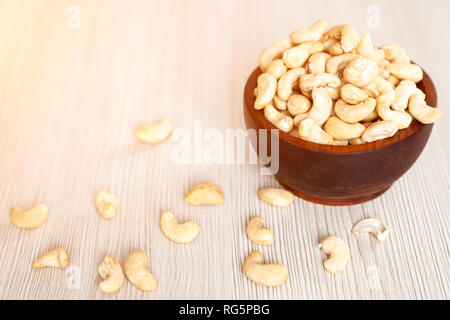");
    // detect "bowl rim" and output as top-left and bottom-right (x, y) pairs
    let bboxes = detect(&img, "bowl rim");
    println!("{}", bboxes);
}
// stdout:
(244, 65), (437, 154)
